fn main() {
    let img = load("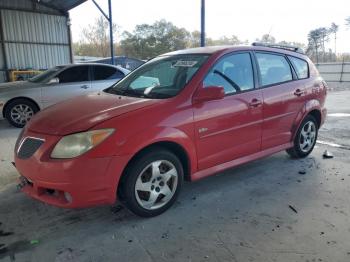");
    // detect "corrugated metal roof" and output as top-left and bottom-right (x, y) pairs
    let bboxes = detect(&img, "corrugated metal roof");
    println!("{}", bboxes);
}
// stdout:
(39, 0), (87, 12)
(2, 10), (69, 44)
(0, 0), (87, 13)
(0, 48), (4, 69)
(0, 71), (6, 82)
(0, 0), (60, 13)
